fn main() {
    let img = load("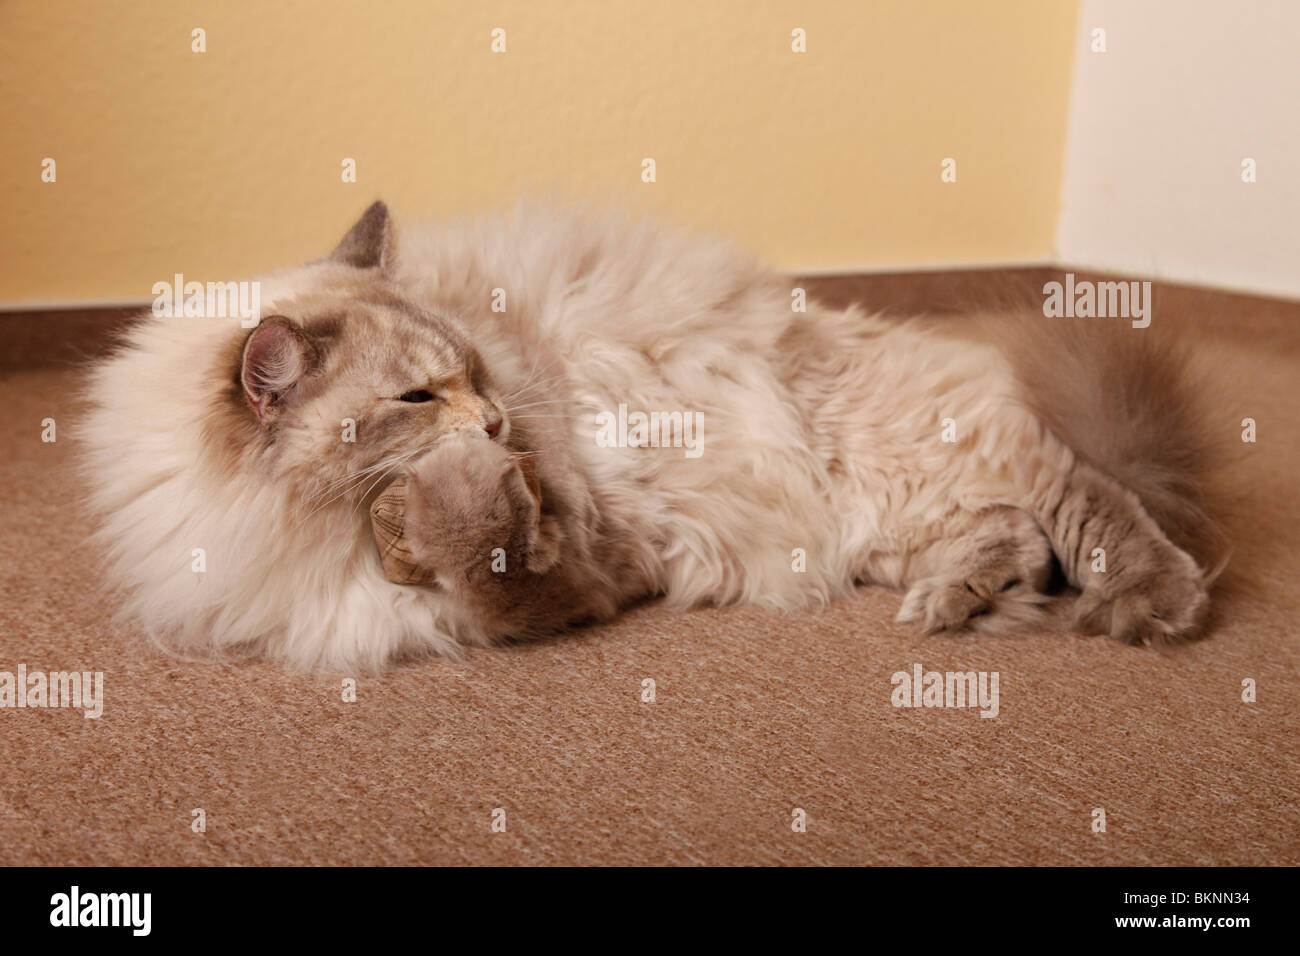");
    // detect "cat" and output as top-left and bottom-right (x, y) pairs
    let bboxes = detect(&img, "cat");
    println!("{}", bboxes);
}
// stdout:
(81, 201), (1228, 670)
